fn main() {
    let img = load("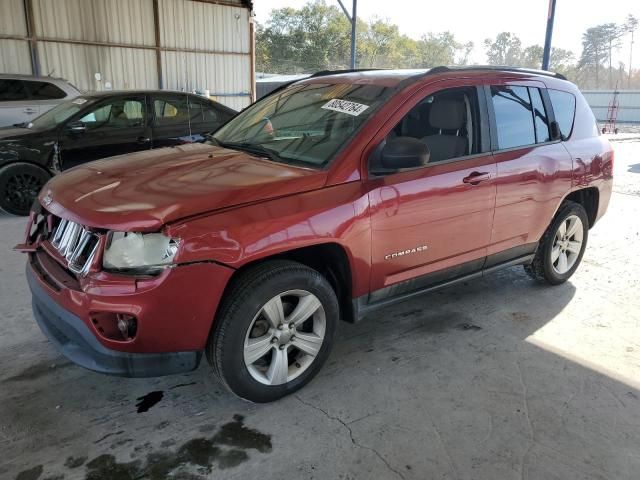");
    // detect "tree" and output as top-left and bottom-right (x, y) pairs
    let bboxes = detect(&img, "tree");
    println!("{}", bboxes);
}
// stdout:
(521, 45), (544, 68)
(256, 1), (351, 73)
(579, 26), (609, 87)
(417, 32), (466, 67)
(601, 23), (625, 87)
(484, 32), (522, 66)
(626, 14), (639, 87)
